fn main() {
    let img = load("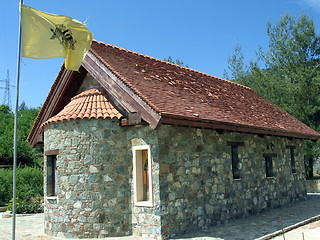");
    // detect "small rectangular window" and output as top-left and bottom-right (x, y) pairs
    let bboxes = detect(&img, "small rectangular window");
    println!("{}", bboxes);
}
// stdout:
(287, 146), (296, 174)
(231, 146), (240, 179)
(265, 156), (273, 178)
(132, 145), (153, 207)
(227, 141), (244, 179)
(47, 155), (57, 196)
